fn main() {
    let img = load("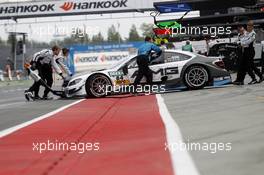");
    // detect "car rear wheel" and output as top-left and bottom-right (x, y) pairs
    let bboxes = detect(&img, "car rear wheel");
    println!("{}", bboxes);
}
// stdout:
(85, 74), (111, 98)
(184, 65), (209, 90)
